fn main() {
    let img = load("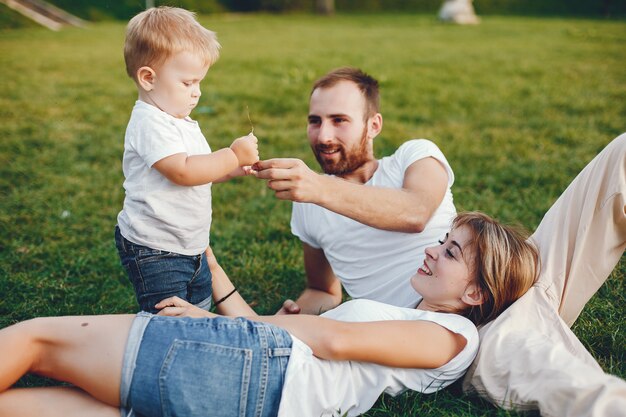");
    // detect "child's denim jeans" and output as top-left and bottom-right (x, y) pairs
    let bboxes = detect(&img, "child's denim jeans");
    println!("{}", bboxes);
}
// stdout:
(115, 226), (212, 313)
(120, 313), (292, 417)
